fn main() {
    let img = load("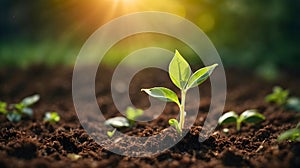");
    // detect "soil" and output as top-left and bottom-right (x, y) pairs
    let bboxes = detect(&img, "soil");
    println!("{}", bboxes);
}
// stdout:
(0, 65), (300, 168)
